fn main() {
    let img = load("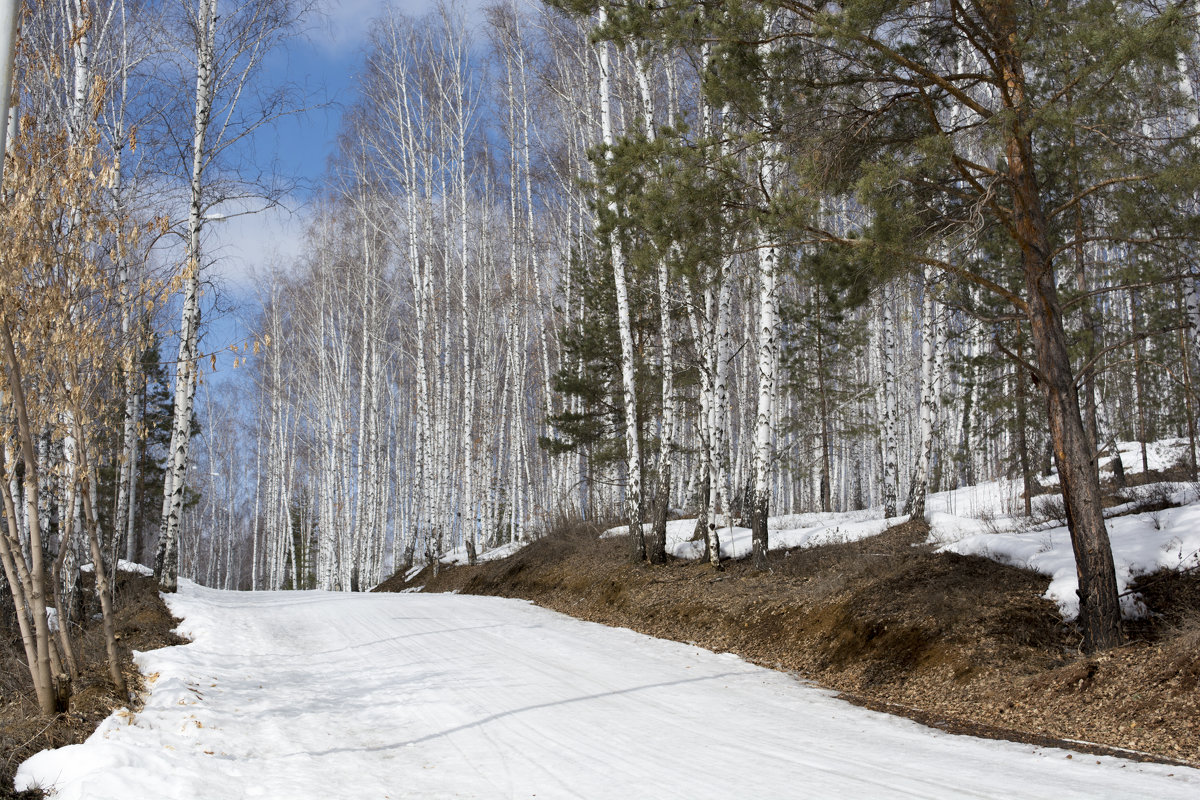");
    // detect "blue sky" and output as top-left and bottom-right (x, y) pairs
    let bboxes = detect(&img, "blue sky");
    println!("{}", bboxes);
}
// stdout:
(201, 0), (501, 367)
(205, 0), (497, 291)
(204, 0), (379, 294)
(201, 0), (469, 365)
